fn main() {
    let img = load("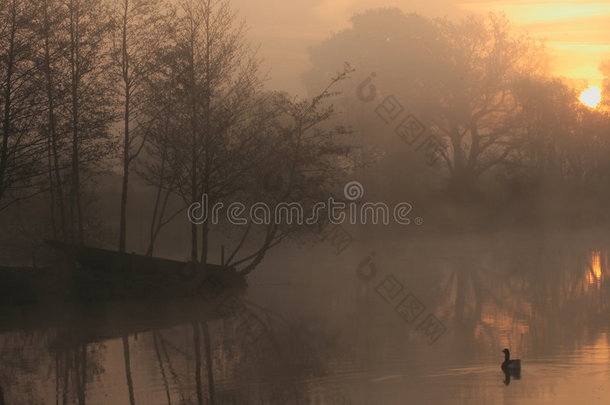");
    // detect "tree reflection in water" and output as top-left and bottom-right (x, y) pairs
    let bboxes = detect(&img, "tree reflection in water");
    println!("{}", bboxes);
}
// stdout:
(0, 294), (352, 404)
(3, 232), (610, 403)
